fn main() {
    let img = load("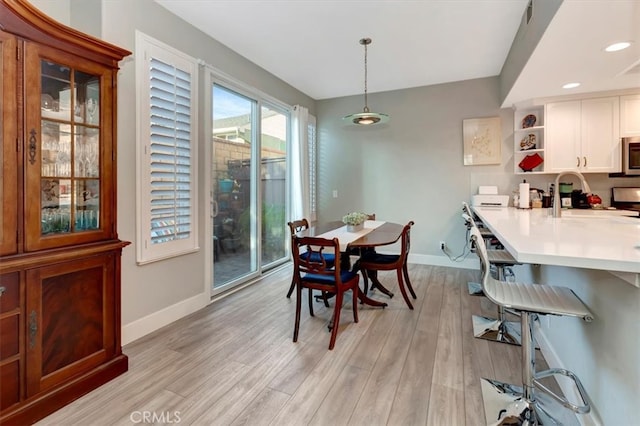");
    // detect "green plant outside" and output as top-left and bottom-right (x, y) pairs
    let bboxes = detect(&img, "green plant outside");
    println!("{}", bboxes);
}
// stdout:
(236, 204), (286, 260)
